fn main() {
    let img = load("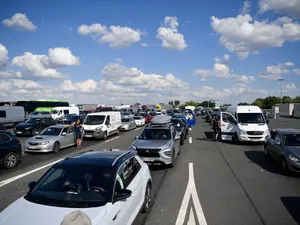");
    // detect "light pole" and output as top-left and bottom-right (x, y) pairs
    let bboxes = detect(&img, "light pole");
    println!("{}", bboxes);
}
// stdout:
(278, 78), (283, 104)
